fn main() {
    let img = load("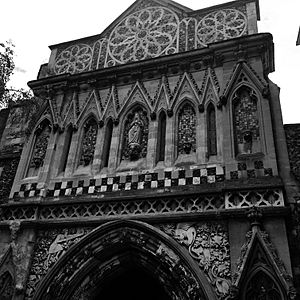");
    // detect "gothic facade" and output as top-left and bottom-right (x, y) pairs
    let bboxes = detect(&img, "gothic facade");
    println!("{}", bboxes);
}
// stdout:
(0, 0), (300, 299)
